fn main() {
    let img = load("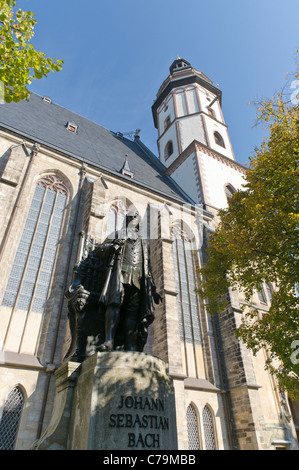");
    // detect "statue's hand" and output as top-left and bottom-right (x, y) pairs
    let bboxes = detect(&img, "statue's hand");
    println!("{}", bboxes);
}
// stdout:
(153, 291), (163, 304)
(110, 239), (125, 253)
